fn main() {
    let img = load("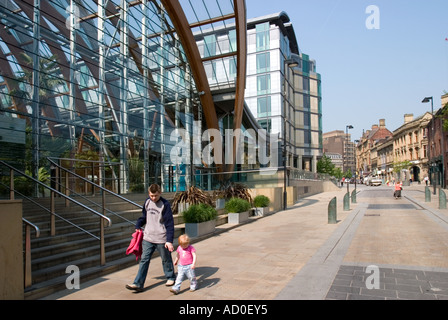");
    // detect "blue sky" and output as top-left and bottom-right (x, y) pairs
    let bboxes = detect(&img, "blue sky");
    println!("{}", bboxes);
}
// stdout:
(245, 0), (448, 141)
